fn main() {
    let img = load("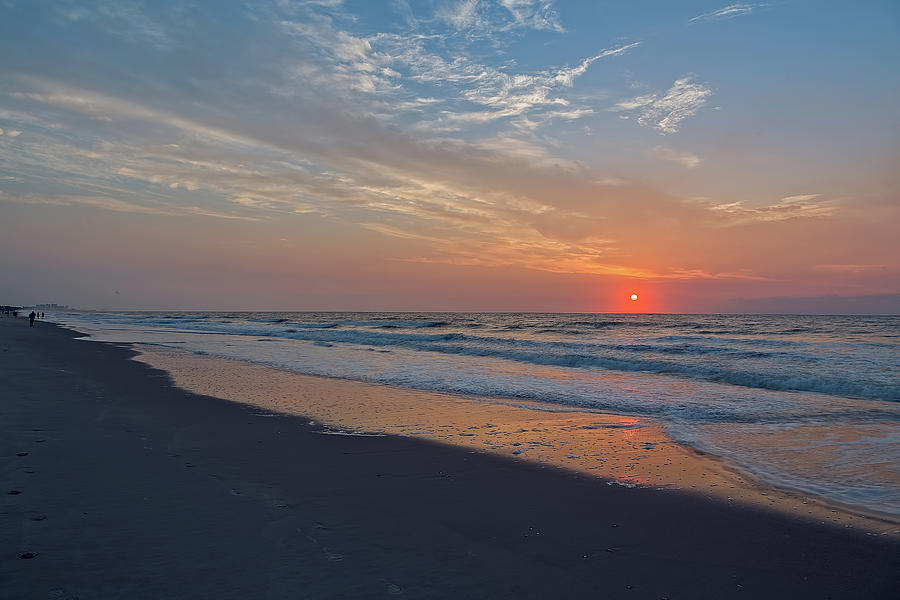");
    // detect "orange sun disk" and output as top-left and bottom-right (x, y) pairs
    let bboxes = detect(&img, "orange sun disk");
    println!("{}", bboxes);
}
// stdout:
(630, 293), (639, 301)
